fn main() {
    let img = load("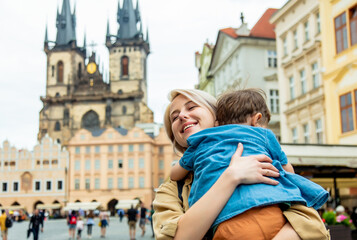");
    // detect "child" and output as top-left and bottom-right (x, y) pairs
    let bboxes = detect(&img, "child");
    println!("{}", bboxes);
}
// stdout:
(76, 216), (84, 240)
(170, 88), (329, 239)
